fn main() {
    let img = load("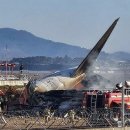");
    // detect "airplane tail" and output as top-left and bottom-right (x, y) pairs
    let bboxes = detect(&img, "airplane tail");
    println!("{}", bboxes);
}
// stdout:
(73, 18), (119, 77)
